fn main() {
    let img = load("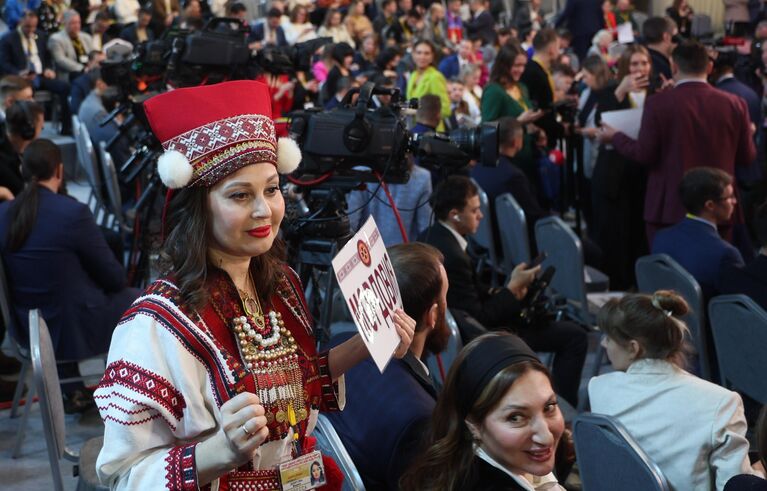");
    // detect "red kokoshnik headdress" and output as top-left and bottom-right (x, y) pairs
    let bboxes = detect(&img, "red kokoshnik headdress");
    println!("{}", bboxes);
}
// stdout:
(143, 80), (301, 189)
